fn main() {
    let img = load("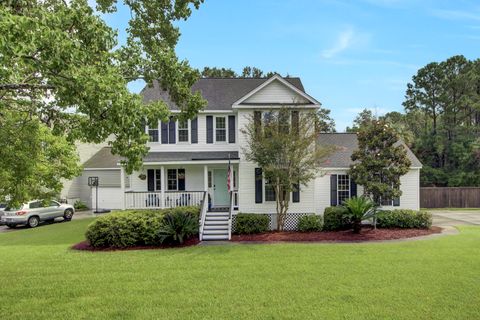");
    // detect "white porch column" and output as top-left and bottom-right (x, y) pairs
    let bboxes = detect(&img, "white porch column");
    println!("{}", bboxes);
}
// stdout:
(203, 165), (208, 192)
(120, 166), (126, 210)
(160, 166), (165, 208)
